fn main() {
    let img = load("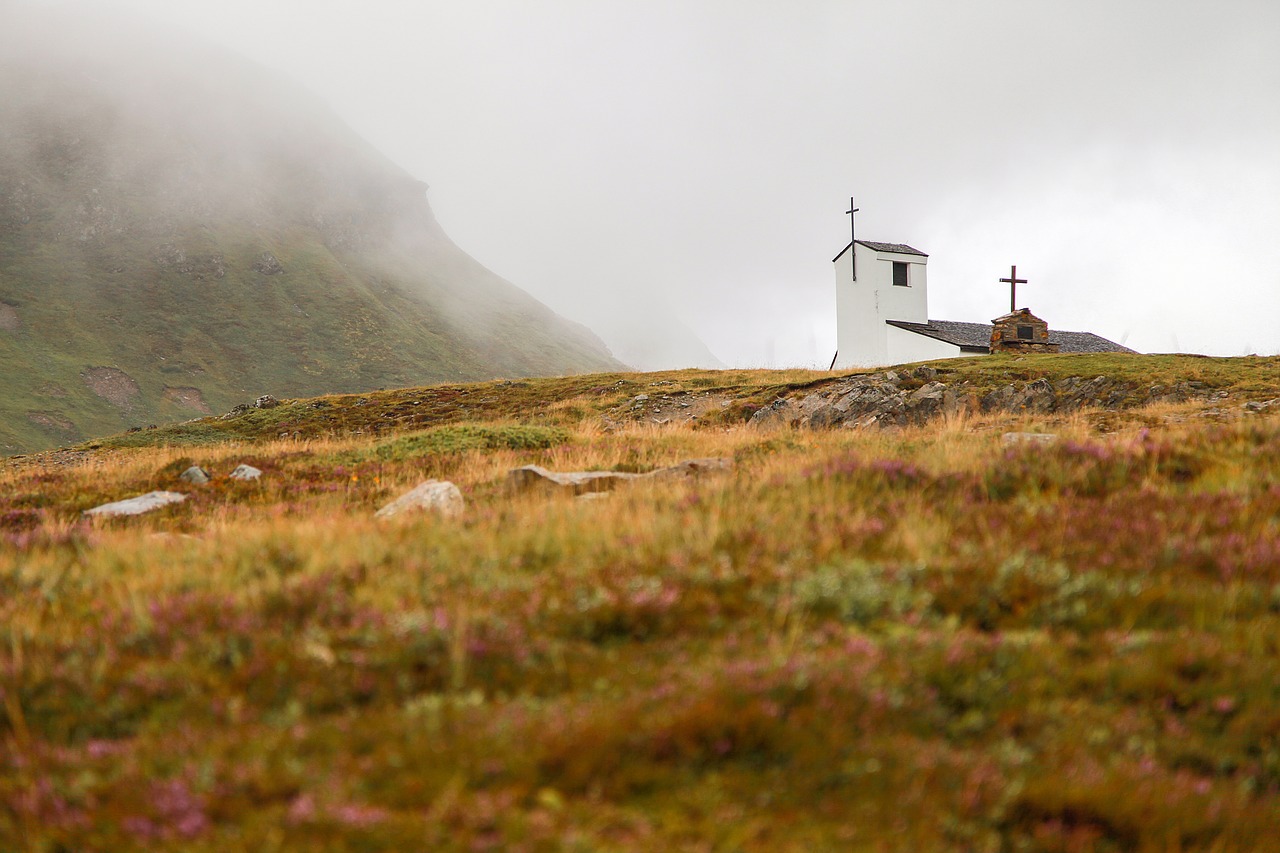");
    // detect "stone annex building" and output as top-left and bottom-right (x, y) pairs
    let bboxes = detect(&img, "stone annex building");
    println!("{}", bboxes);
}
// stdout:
(831, 239), (1134, 369)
